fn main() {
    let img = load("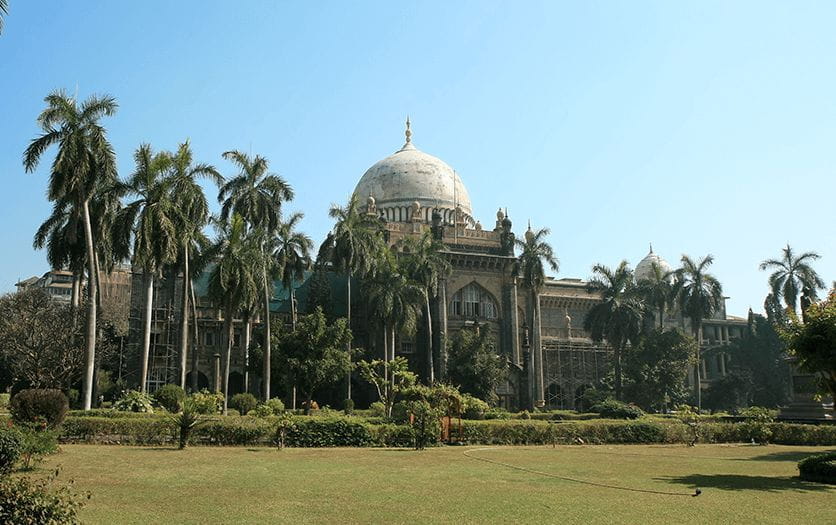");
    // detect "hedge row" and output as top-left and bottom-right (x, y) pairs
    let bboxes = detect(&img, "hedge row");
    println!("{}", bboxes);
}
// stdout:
(58, 415), (836, 447)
